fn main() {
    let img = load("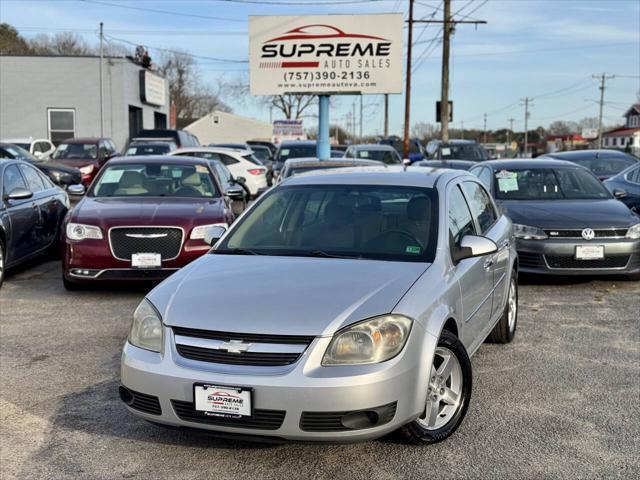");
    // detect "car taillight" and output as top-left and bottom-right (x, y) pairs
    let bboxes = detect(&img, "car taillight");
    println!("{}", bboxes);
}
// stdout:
(247, 168), (266, 175)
